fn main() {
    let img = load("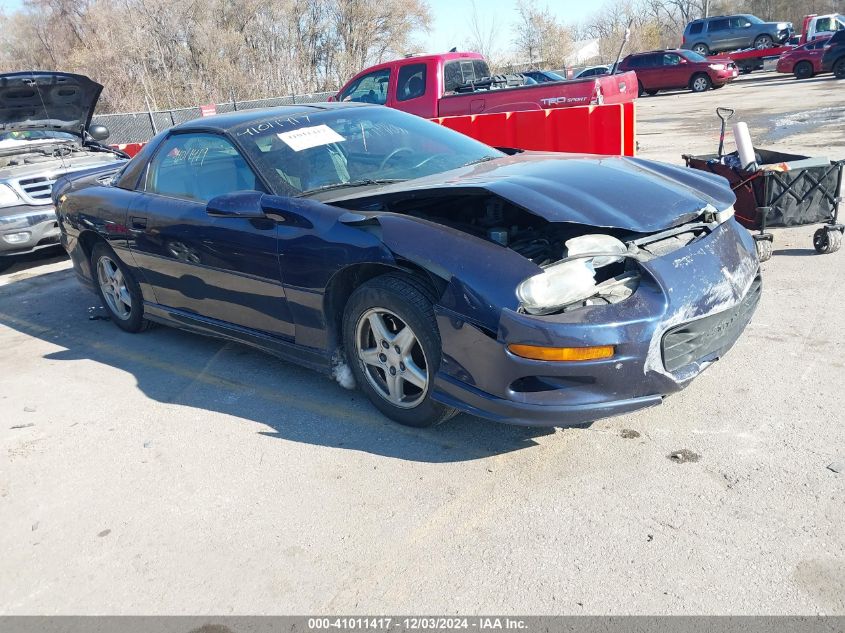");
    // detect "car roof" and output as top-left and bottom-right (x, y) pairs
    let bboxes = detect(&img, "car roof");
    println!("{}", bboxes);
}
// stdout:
(343, 51), (485, 79)
(629, 49), (684, 56)
(170, 102), (371, 134)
